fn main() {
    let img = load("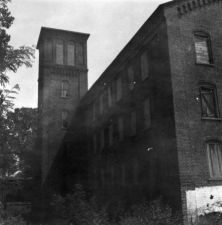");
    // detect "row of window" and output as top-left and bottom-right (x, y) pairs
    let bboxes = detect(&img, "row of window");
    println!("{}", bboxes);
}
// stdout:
(90, 31), (213, 122)
(92, 98), (151, 153)
(94, 161), (139, 187)
(44, 39), (84, 66)
(92, 51), (149, 121)
(94, 140), (222, 187)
